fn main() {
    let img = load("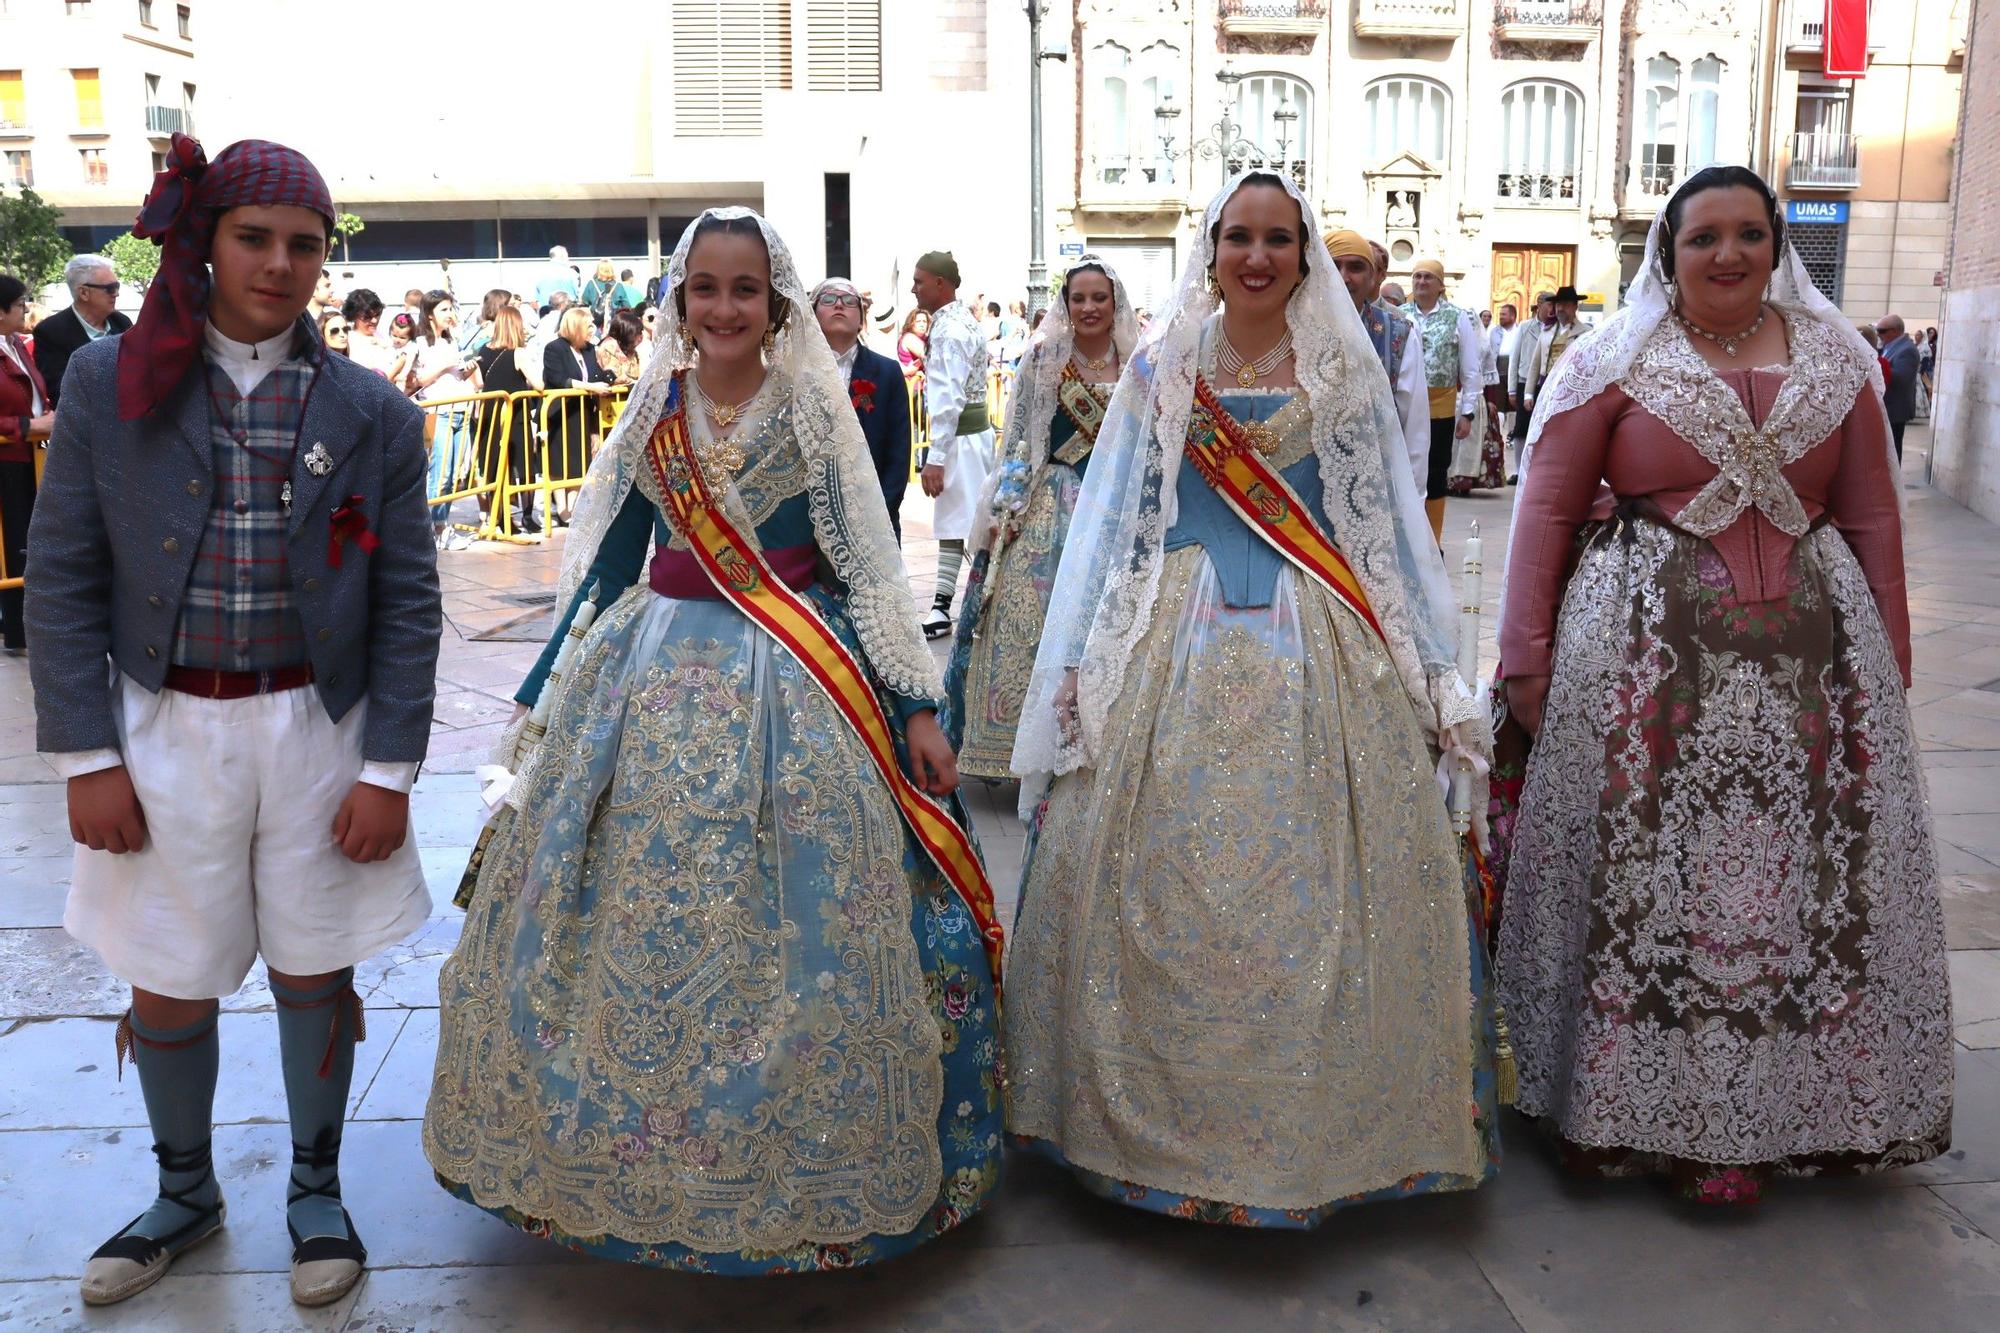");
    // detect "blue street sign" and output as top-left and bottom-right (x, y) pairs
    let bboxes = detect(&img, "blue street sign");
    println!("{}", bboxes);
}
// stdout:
(1785, 200), (1849, 225)
(1058, 242), (1085, 257)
